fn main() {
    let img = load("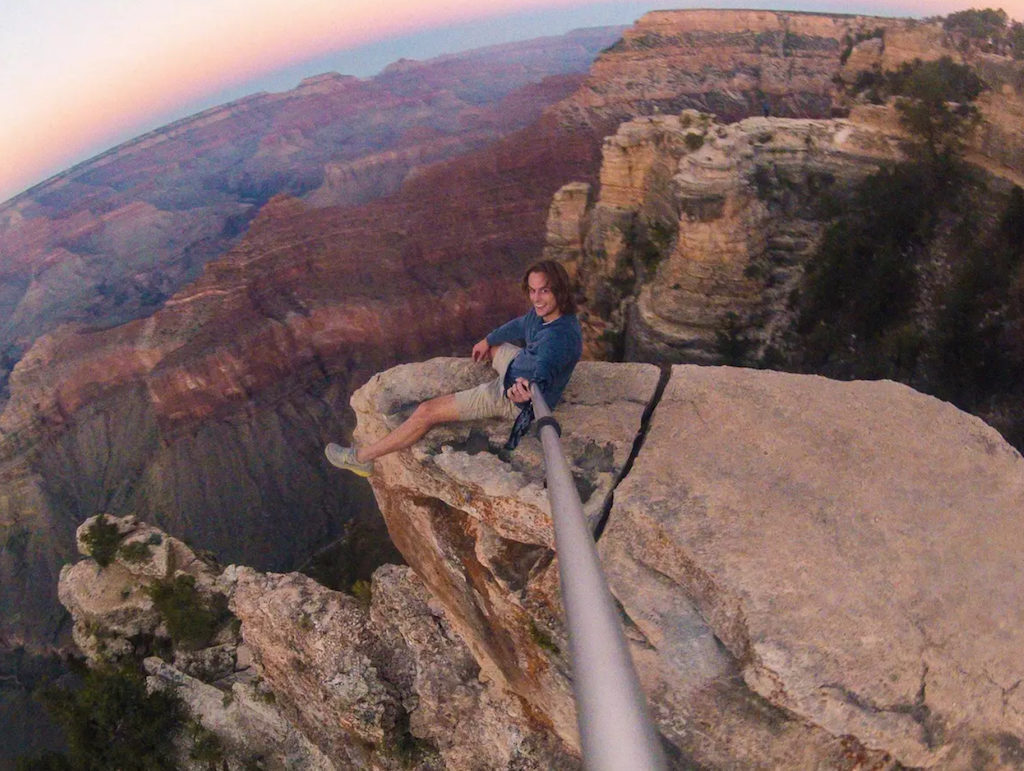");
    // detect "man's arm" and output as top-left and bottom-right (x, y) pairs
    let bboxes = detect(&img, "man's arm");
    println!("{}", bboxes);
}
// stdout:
(485, 314), (528, 347)
(471, 338), (498, 362)
(527, 322), (583, 404)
